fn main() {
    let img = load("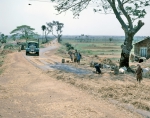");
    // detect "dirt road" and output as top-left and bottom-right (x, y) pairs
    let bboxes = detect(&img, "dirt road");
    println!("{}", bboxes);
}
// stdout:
(0, 41), (142, 118)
